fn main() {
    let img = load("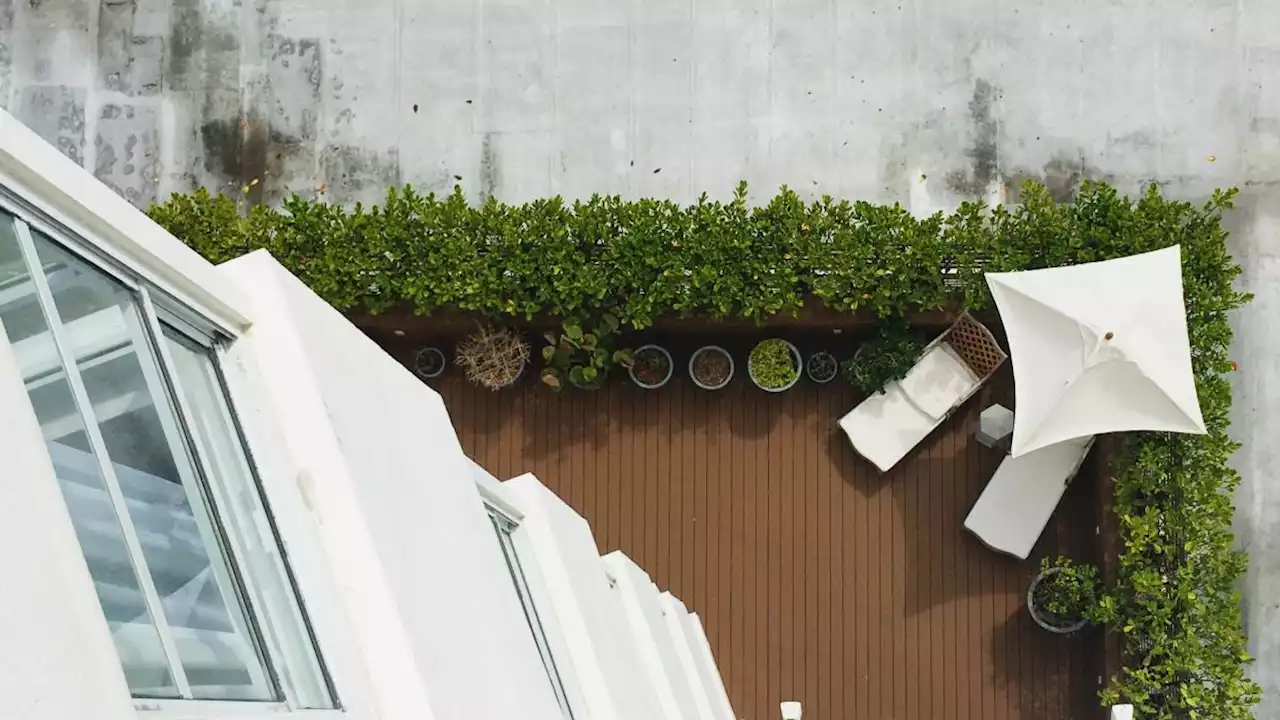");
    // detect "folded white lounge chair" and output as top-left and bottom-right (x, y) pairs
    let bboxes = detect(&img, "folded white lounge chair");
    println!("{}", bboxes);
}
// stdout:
(964, 435), (1095, 559)
(838, 313), (1007, 472)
